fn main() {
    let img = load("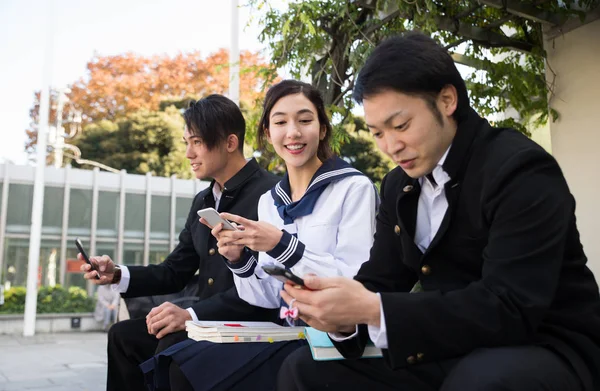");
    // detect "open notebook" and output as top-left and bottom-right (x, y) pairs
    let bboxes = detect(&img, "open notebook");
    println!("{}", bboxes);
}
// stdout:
(305, 327), (383, 361)
(185, 321), (306, 343)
